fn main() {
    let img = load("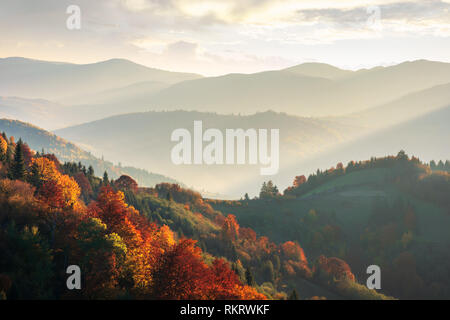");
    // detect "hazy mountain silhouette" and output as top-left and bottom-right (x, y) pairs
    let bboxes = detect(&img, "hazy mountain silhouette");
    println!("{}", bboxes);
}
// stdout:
(329, 82), (450, 129)
(0, 57), (202, 101)
(63, 60), (450, 119)
(283, 62), (353, 79)
(55, 110), (361, 197)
